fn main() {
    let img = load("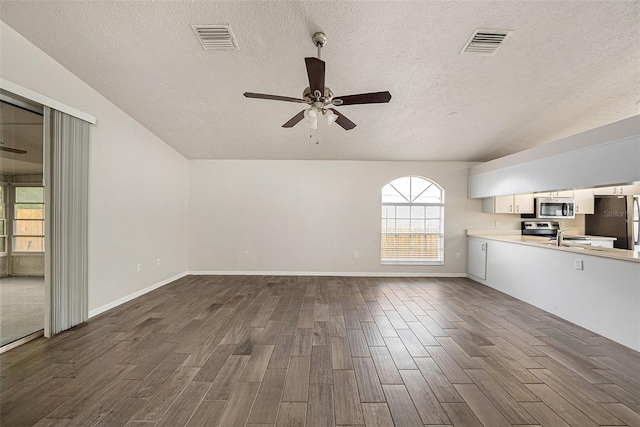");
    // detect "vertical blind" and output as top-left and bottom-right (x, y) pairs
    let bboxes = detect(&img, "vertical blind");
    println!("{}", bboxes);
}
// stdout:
(49, 109), (89, 334)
